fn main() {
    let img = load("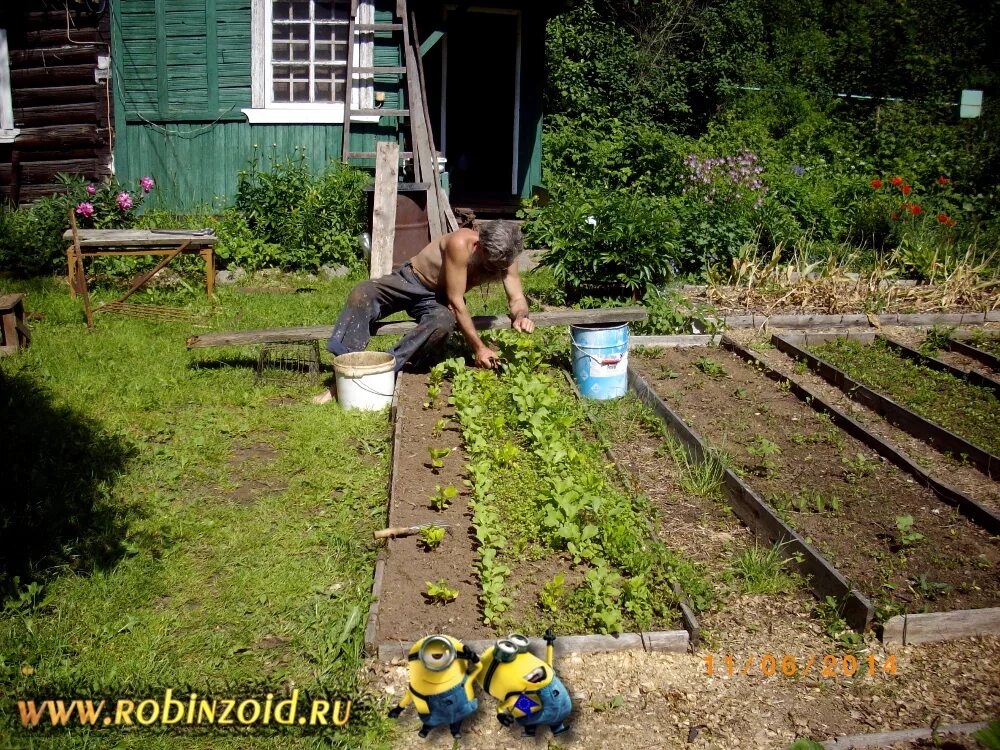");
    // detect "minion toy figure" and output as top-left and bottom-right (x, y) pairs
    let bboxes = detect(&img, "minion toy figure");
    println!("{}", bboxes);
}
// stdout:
(387, 634), (482, 738)
(475, 628), (572, 737)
